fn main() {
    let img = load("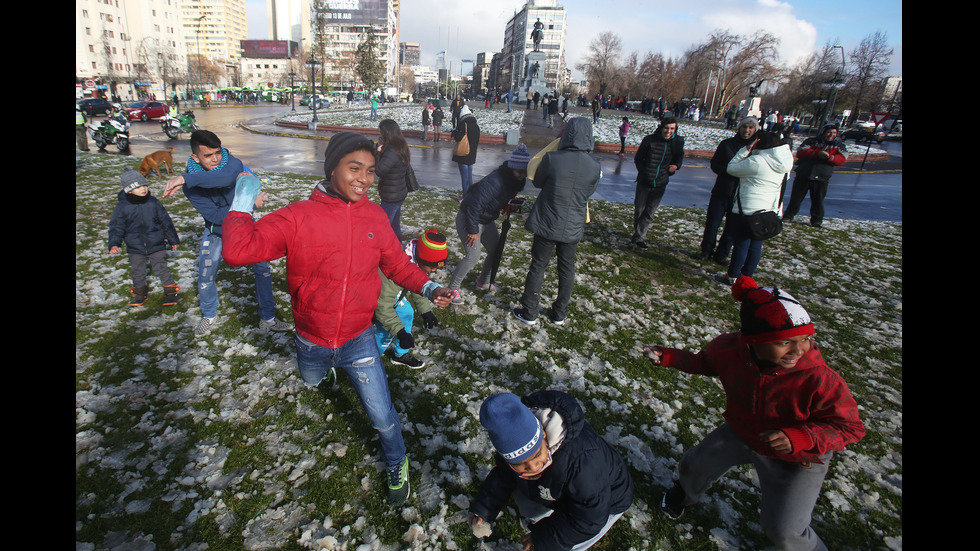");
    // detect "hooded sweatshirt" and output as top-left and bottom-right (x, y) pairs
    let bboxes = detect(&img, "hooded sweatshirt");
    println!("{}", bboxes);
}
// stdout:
(727, 143), (794, 215)
(524, 117), (601, 243)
